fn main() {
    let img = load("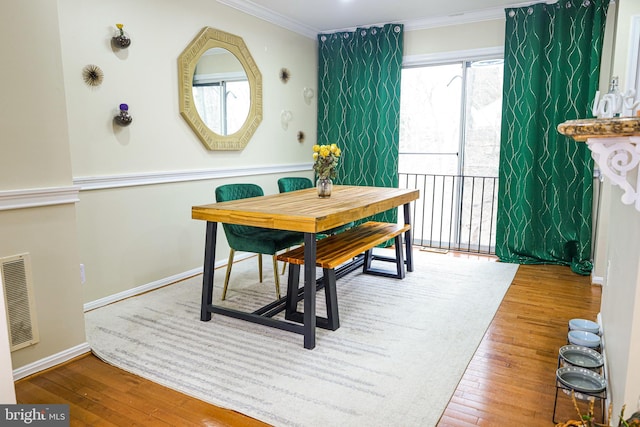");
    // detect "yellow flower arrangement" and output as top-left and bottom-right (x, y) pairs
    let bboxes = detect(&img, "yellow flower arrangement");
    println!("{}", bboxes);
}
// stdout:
(313, 143), (341, 179)
(116, 23), (124, 36)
